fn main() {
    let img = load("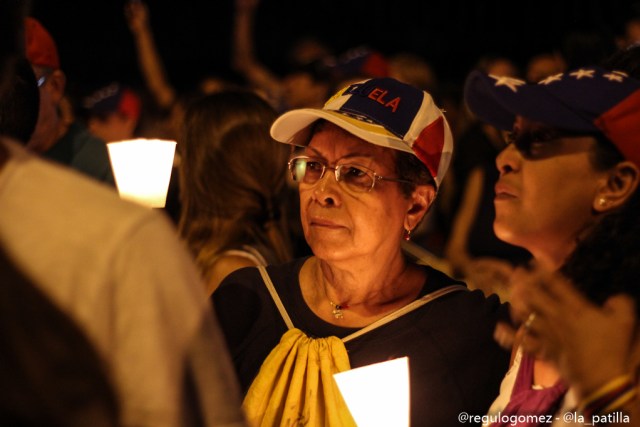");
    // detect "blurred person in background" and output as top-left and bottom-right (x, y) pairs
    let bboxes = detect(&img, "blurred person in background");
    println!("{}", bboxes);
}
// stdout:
(0, 56), (39, 143)
(178, 90), (293, 295)
(443, 55), (530, 300)
(524, 52), (566, 83)
(25, 16), (115, 186)
(325, 45), (391, 90)
(0, 242), (122, 427)
(388, 51), (438, 93)
(559, 28), (616, 71)
(0, 6), (248, 427)
(232, 0), (335, 112)
(618, 16), (640, 49)
(0, 6), (120, 426)
(124, 0), (237, 142)
(83, 82), (142, 143)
